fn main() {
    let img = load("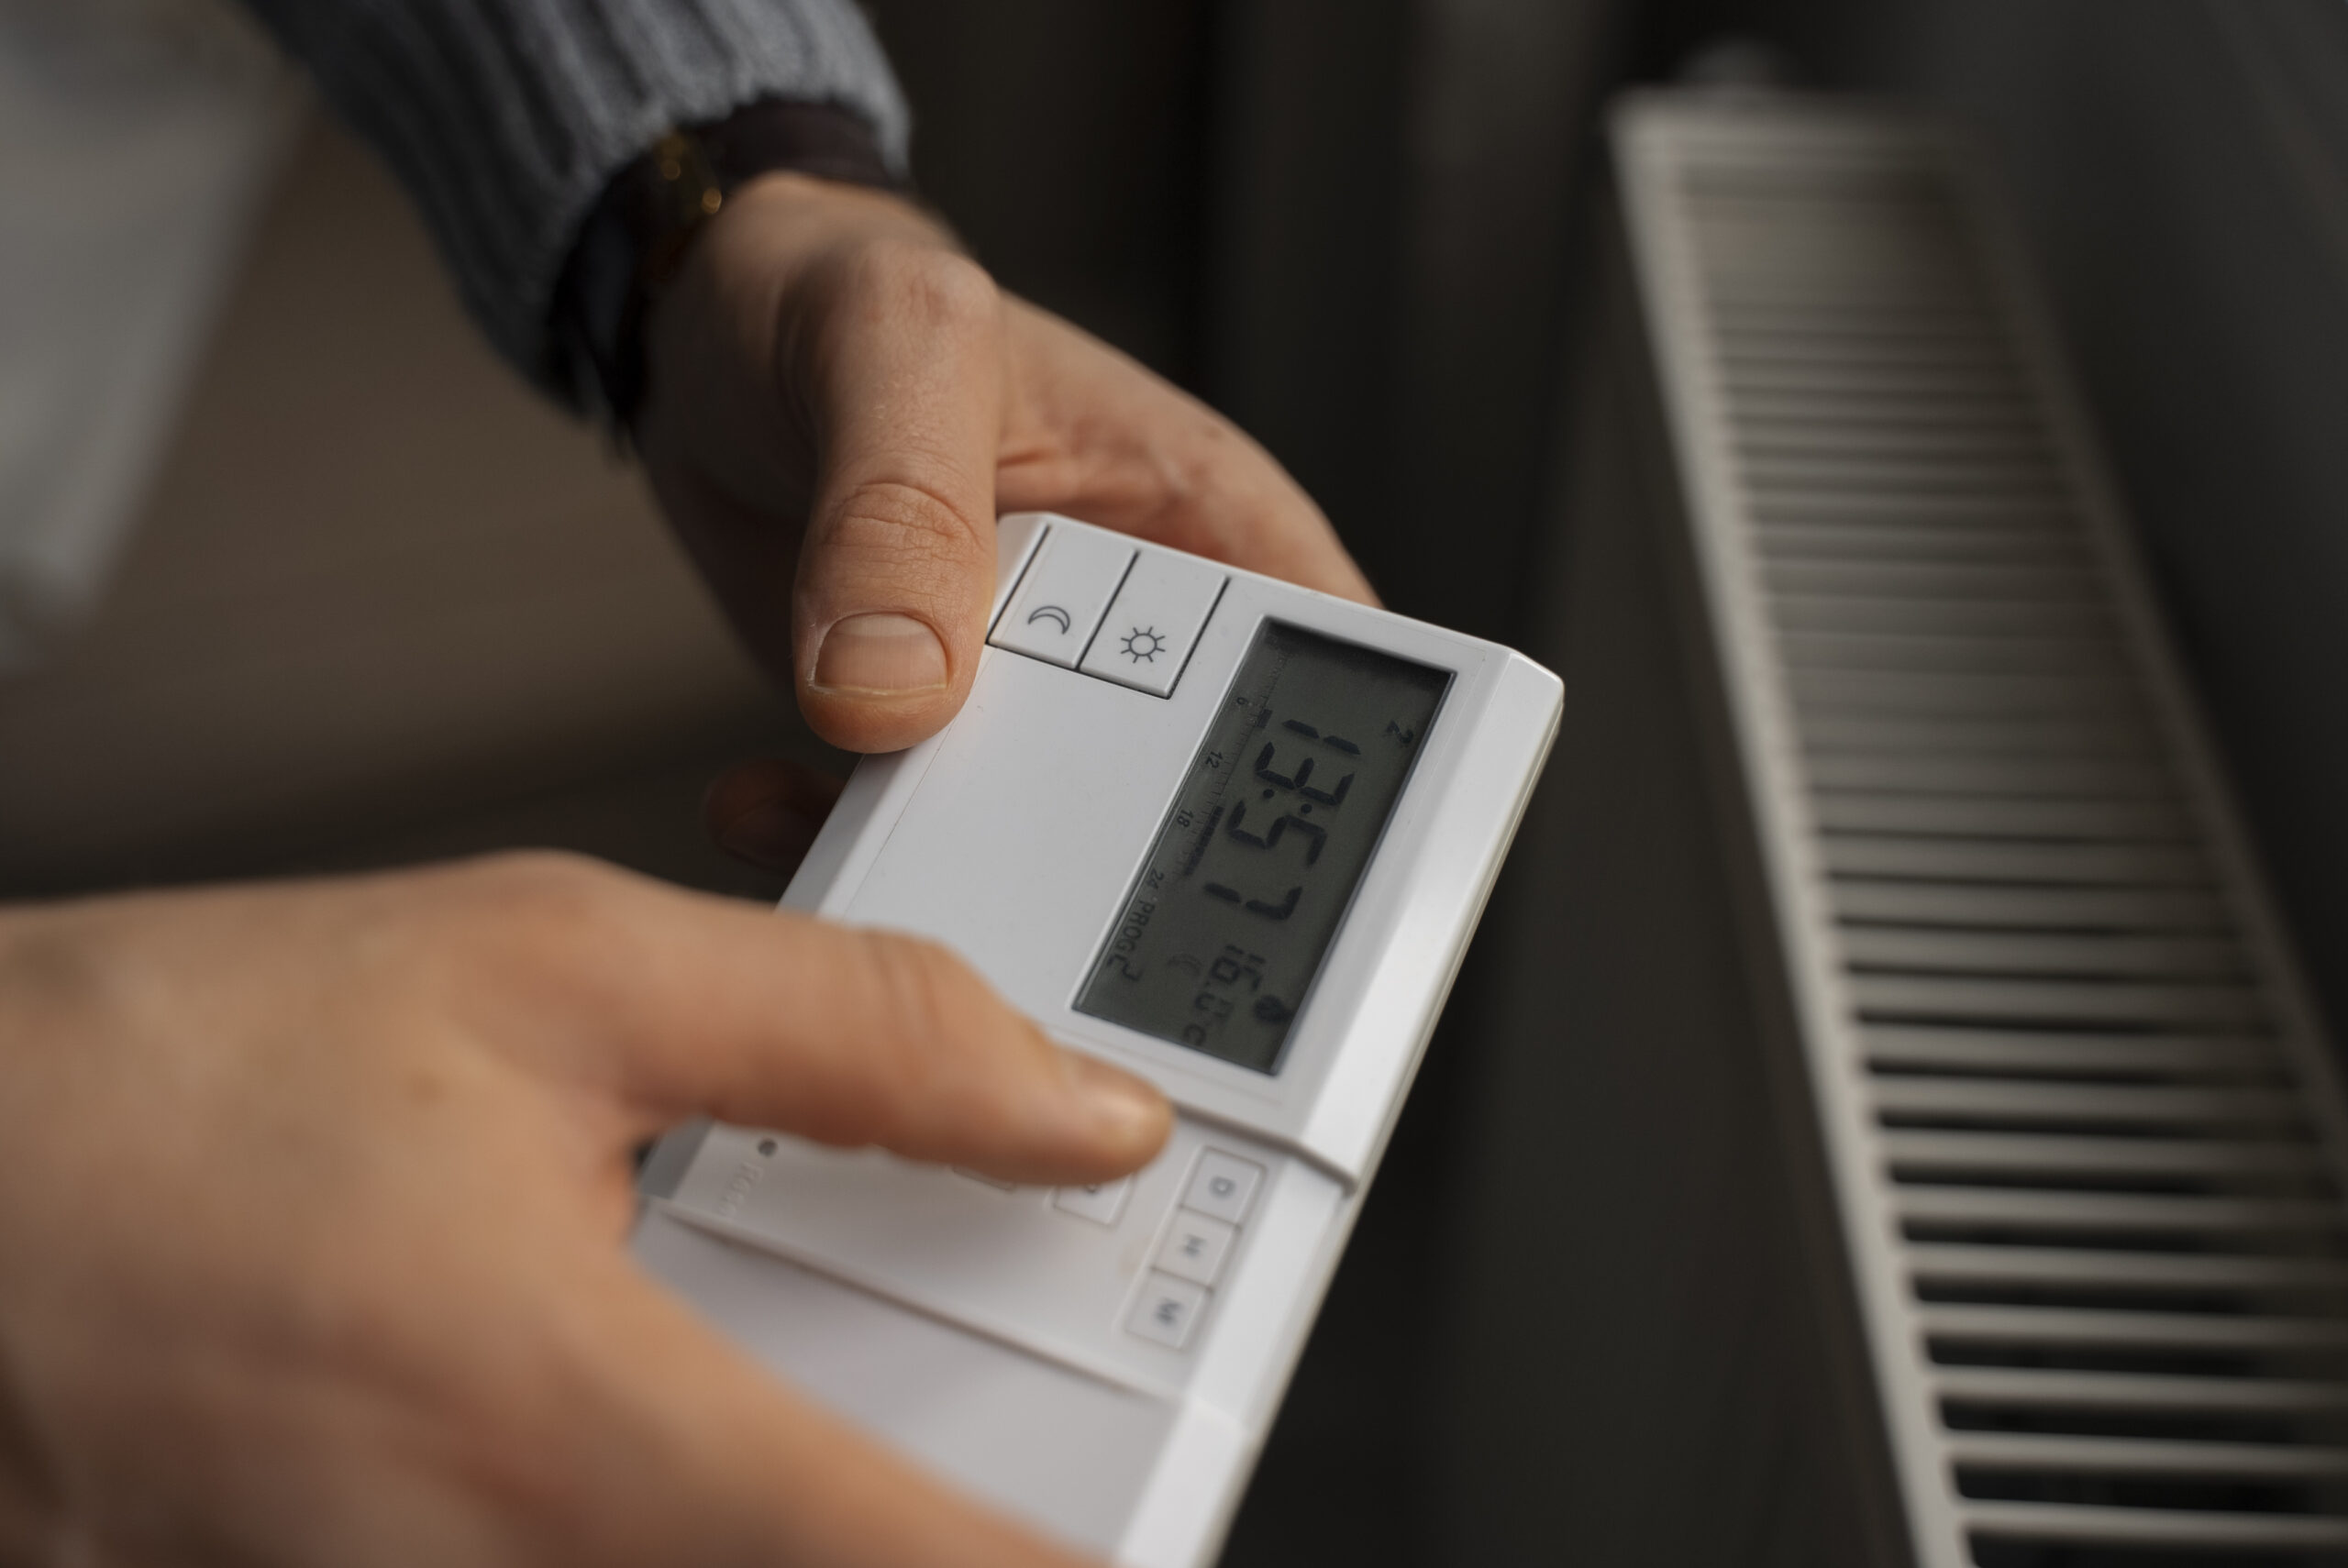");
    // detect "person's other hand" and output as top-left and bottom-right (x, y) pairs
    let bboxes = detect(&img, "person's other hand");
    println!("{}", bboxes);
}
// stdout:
(0, 856), (1168, 1565)
(632, 174), (1377, 756)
